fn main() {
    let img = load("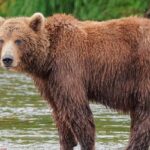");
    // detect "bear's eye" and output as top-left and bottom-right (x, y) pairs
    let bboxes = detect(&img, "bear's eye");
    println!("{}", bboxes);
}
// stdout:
(15, 39), (23, 46)
(0, 39), (4, 44)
